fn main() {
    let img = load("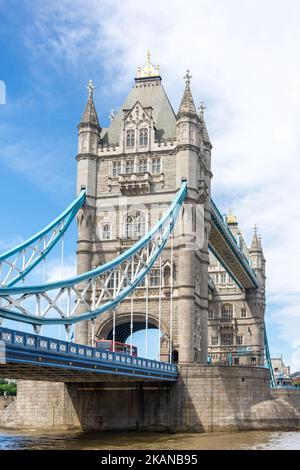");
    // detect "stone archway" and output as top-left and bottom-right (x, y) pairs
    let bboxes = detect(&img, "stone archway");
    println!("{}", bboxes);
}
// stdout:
(96, 312), (171, 362)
